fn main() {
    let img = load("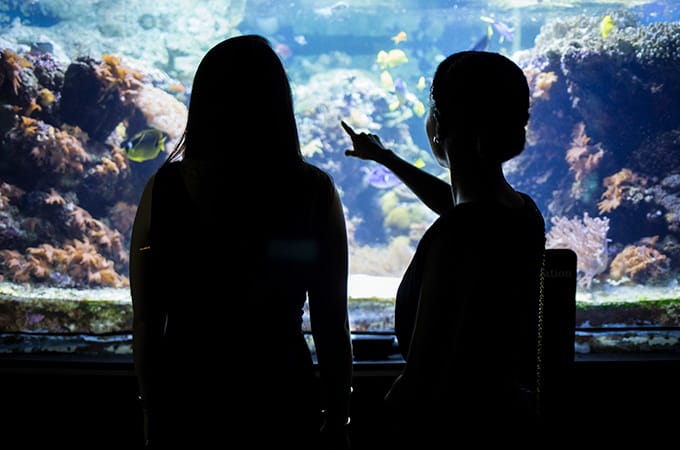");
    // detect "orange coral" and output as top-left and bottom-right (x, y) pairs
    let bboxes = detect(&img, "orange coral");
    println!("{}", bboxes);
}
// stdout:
(598, 168), (647, 214)
(93, 146), (129, 176)
(533, 71), (558, 100)
(94, 156), (120, 175)
(16, 117), (91, 173)
(0, 240), (129, 288)
(94, 54), (144, 104)
(67, 205), (128, 265)
(0, 48), (33, 96)
(609, 240), (669, 282)
(23, 97), (42, 117)
(45, 188), (66, 205)
(0, 182), (24, 208)
(37, 87), (55, 107)
(565, 122), (604, 198)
